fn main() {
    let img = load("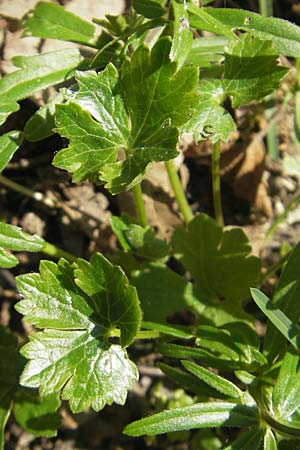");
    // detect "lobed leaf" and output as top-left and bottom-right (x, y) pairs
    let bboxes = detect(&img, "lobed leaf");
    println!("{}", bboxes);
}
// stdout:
(111, 214), (169, 260)
(54, 38), (200, 193)
(15, 255), (141, 413)
(22, 1), (98, 47)
(183, 79), (236, 143)
(124, 402), (259, 436)
(132, 262), (199, 322)
(172, 214), (261, 324)
(223, 34), (288, 108)
(13, 390), (61, 438)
